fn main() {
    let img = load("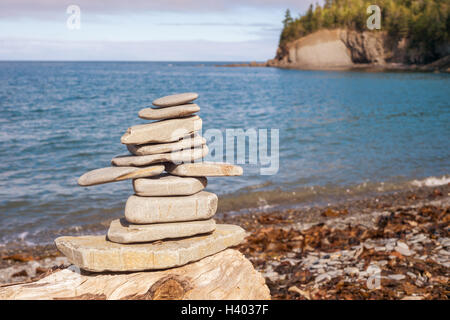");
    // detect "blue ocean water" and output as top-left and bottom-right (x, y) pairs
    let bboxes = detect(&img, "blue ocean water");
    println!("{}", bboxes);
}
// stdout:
(0, 61), (449, 246)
